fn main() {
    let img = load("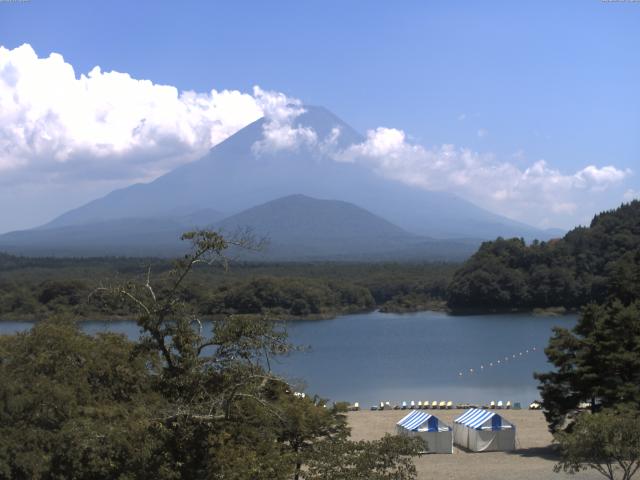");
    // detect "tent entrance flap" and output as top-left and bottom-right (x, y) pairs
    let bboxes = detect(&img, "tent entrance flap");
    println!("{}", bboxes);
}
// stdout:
(491, 414), (501, 431)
